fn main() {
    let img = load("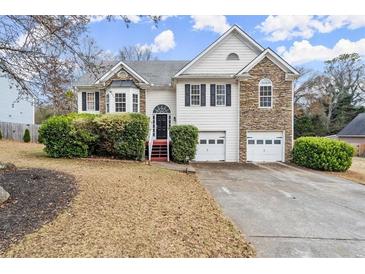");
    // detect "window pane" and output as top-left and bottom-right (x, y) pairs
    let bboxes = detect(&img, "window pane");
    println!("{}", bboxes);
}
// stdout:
(265, 140), (273, 144)
(133, 94), (139, 112)
(115, 93), (126, 112)
(200, 139), (207, 144)
(248, 140), (255, 145)
(274, 140), (281, 145)
(216, 84), (226, 106)
(191, 85), (200, 106)
(217, 139), (224, 144)
(208, 139), (215, 144)
(256, 140), (264, 144)
(87, 92), (95, 111)
(259, 83), (272, 107)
